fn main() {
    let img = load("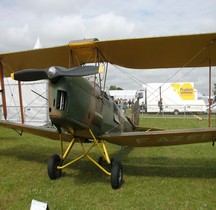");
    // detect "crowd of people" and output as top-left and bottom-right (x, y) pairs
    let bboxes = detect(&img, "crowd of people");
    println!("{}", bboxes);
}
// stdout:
(113, 97), (163, 114)
(114, 98), (136, 112)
